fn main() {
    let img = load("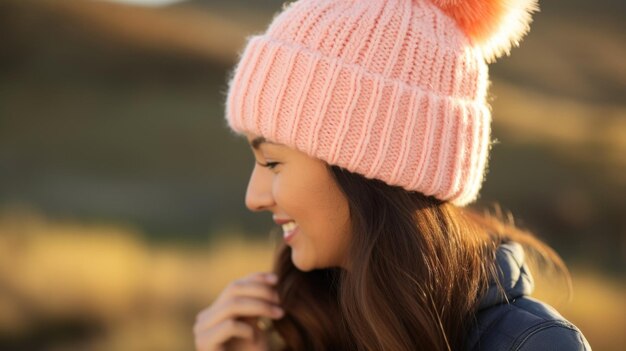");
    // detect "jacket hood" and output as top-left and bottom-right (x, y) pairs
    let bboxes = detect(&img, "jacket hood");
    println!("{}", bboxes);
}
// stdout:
(477, 241), (535, 310)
